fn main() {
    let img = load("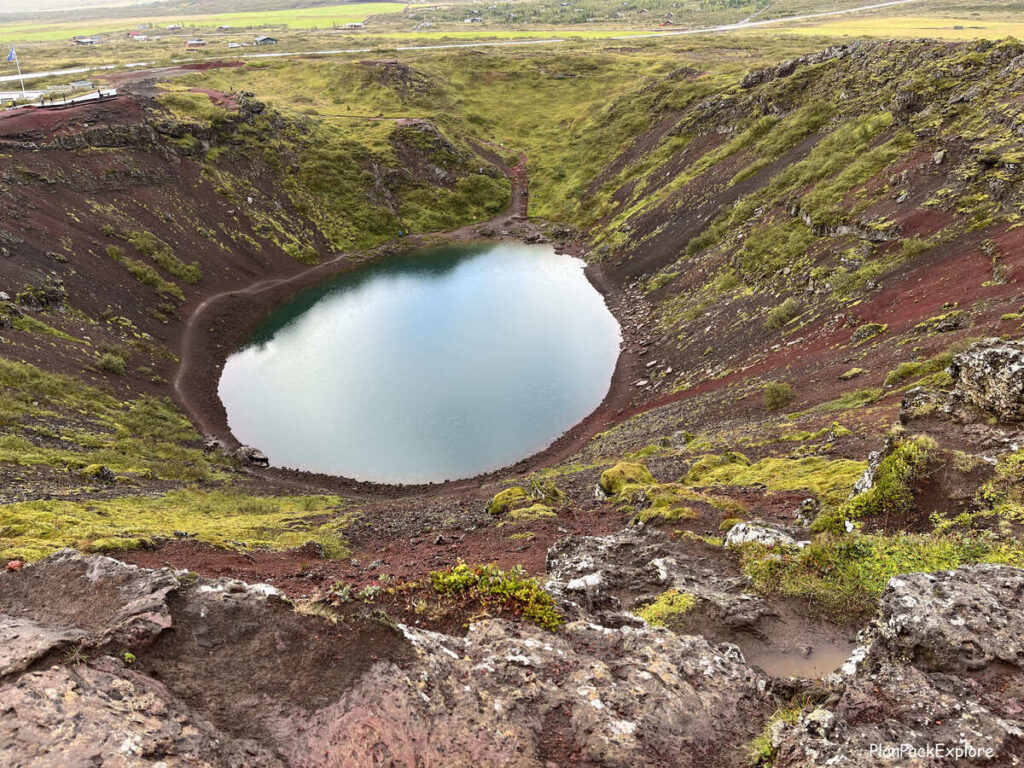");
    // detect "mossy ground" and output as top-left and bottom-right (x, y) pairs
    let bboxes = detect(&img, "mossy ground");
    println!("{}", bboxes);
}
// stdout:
(0, 490), (352, 562)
